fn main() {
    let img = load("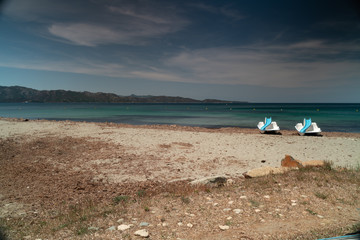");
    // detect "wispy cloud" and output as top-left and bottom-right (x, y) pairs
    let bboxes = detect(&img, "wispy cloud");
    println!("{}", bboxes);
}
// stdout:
(163, 41), (360, 88)
(1, 40), (359, 90)
(4, 0), (189, 47)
